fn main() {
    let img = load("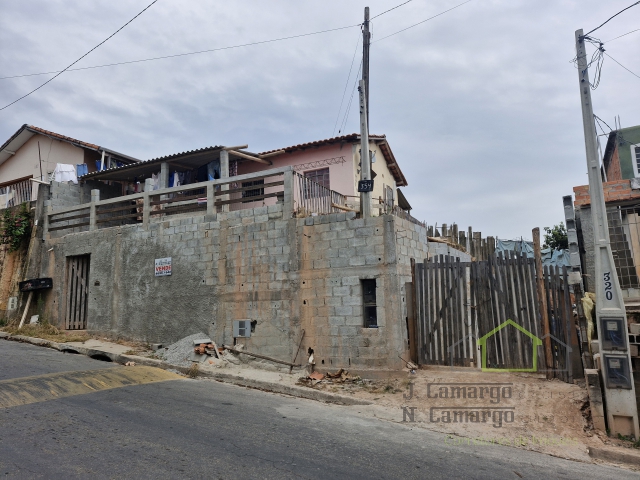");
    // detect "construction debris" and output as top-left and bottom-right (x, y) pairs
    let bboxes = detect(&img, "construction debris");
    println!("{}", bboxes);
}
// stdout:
(124, 361), (136, 366)
(309, 371), (325, 381)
